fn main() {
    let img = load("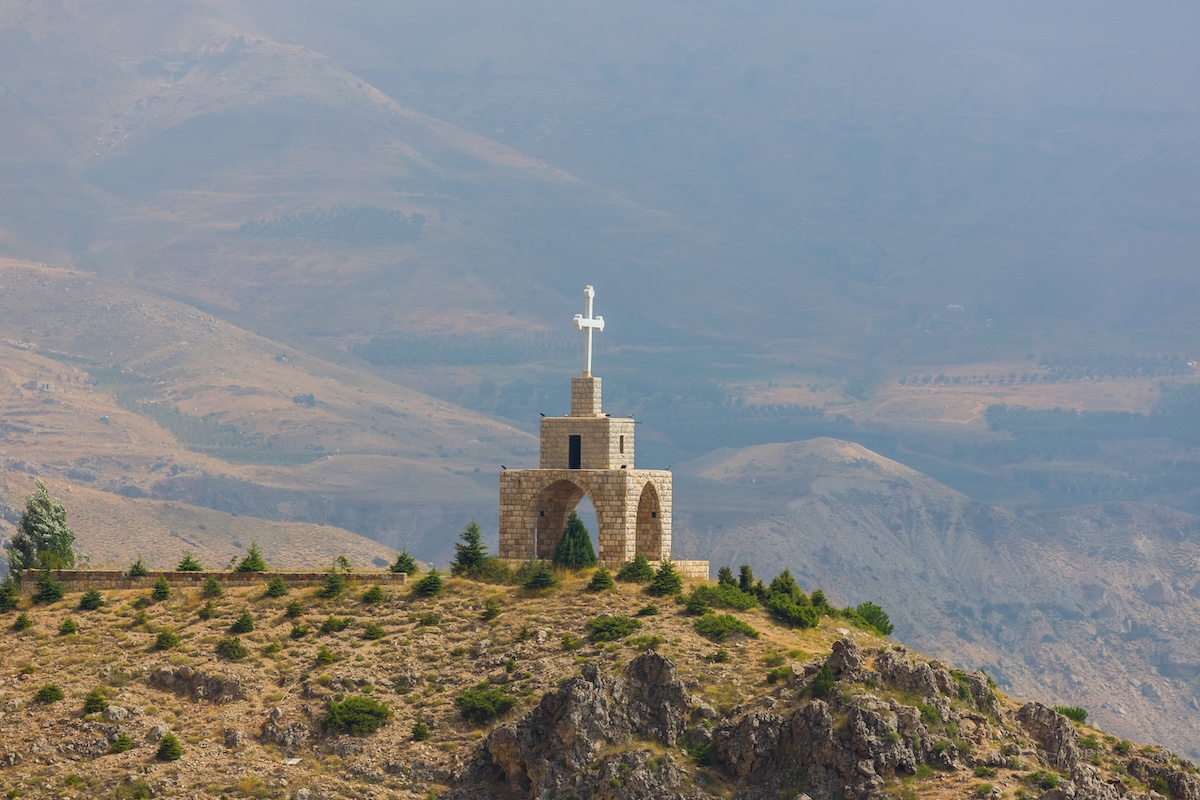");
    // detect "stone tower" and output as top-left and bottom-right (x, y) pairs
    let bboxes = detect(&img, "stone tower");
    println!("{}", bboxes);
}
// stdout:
(499, 286), (707, 578)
